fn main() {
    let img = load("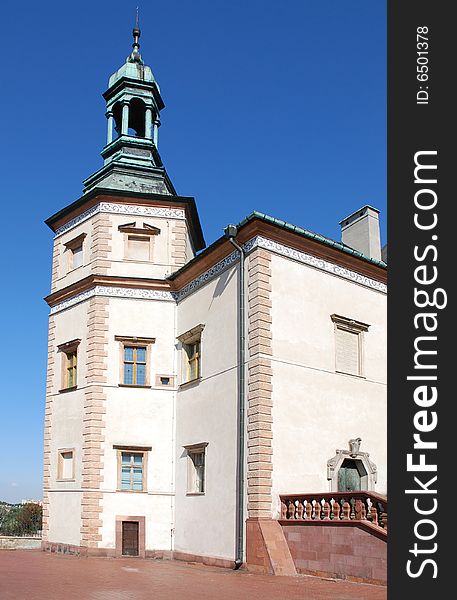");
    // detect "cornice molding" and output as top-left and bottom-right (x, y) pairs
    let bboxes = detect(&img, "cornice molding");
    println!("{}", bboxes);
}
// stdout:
(254, 236), (387, 294)
(54, 202), (185, 238)
(48, 235), (387, 314)
(50, 285), (175, 314)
